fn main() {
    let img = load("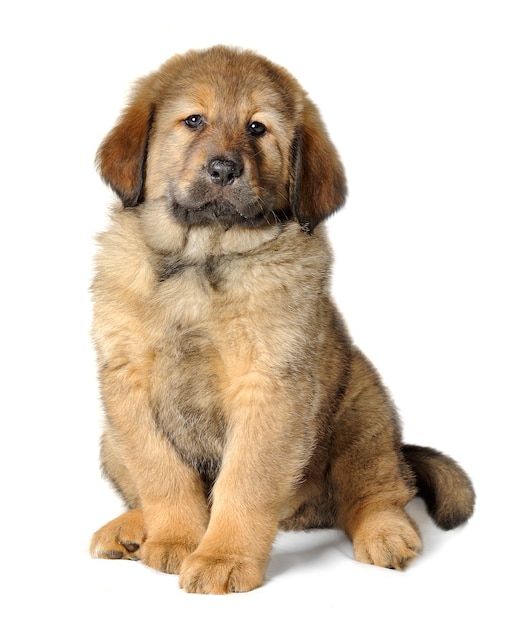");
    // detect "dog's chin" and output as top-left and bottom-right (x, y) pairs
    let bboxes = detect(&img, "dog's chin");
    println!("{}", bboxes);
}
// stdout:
(171, 201), (288, 229)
